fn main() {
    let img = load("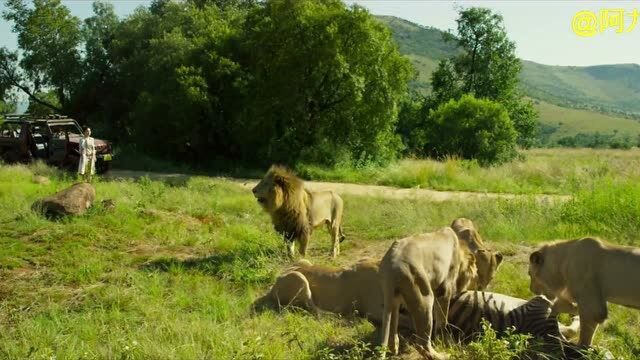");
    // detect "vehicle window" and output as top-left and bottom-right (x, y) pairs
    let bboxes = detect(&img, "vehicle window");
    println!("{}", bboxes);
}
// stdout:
(32, 124), (53, 138)
(0, 123), (21, 138)
(49, 124), (81, 139)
